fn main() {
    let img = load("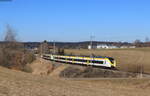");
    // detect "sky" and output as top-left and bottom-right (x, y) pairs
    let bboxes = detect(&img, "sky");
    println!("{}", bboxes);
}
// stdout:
(0, 0), (150, 42)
